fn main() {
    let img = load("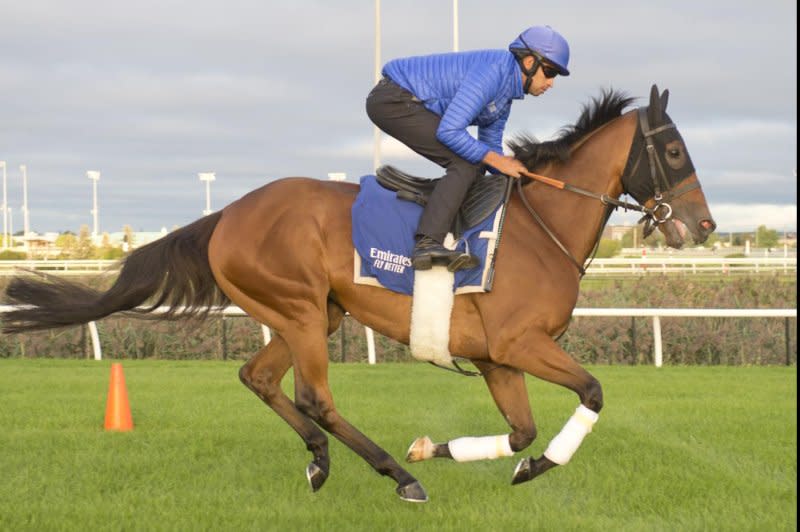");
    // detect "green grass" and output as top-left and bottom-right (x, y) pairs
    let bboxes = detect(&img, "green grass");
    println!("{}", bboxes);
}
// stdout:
(0, 360), (796, 531)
